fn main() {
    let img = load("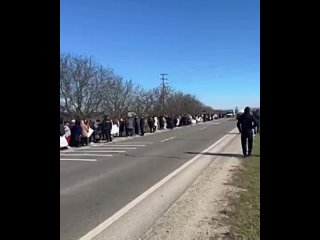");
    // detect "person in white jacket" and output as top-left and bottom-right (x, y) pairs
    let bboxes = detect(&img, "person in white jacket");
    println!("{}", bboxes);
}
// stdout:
(163, 116), (167, 129)
(153, 116), (158, 132)
(64, 122), (71, 144)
